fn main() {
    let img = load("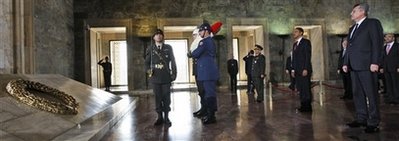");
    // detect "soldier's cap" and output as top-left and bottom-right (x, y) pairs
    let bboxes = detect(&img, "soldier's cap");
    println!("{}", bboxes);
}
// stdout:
(255, 44), (263, 50)
(153, 29), (164, 37)
(199, 23), (212, 32)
